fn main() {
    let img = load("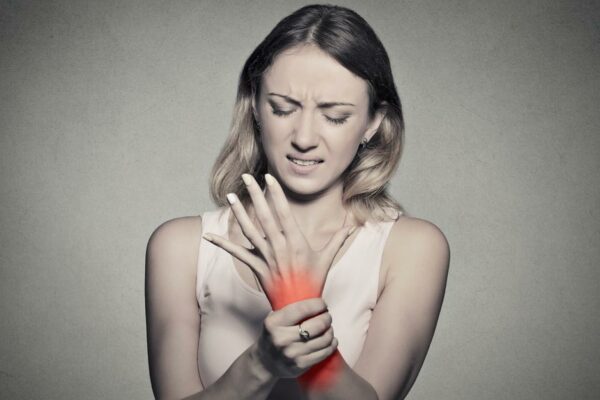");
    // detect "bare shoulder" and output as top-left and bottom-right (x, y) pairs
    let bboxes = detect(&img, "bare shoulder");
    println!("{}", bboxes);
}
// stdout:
(146, 215), (204, 278)
(382, 215), (450, 282)
(148, 215), (203, 245)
